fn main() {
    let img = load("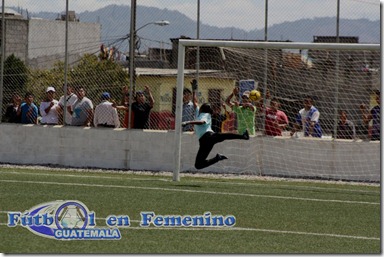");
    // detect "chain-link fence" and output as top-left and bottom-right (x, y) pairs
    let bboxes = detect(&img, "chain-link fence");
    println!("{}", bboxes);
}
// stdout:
(0, 0), (380, 139)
